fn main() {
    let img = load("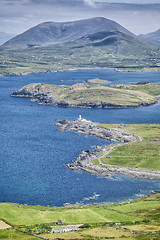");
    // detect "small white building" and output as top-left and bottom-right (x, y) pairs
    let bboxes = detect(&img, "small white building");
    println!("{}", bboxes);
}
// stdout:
(51, 224), (82, 233)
